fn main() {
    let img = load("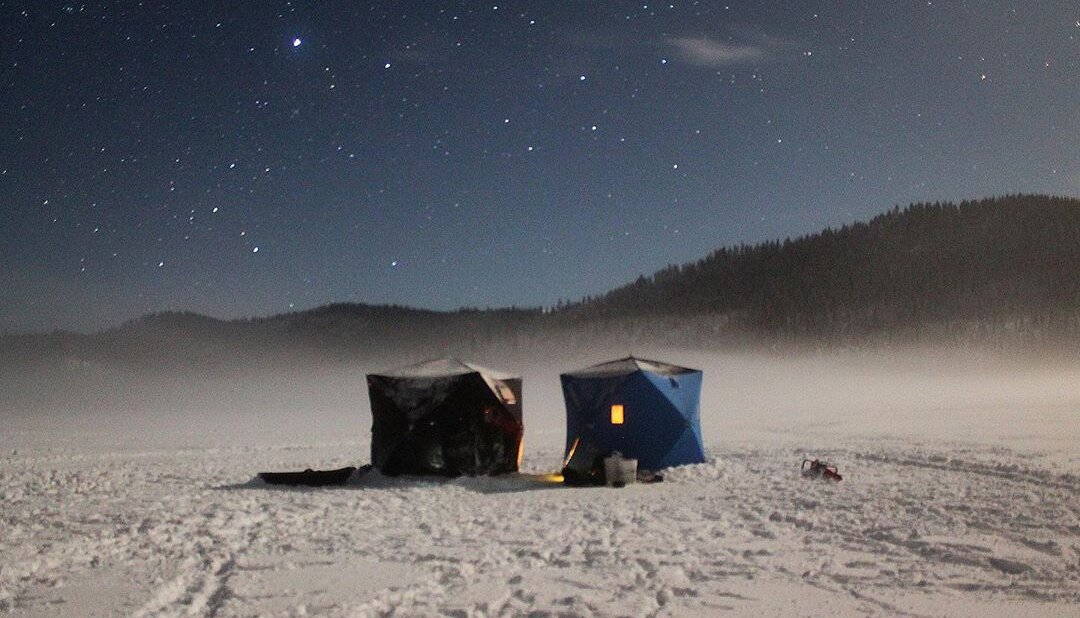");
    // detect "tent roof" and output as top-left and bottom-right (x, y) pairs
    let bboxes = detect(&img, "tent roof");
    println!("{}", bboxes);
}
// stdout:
(371, 357), (518, 380)
(561, 356), (699, 378)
